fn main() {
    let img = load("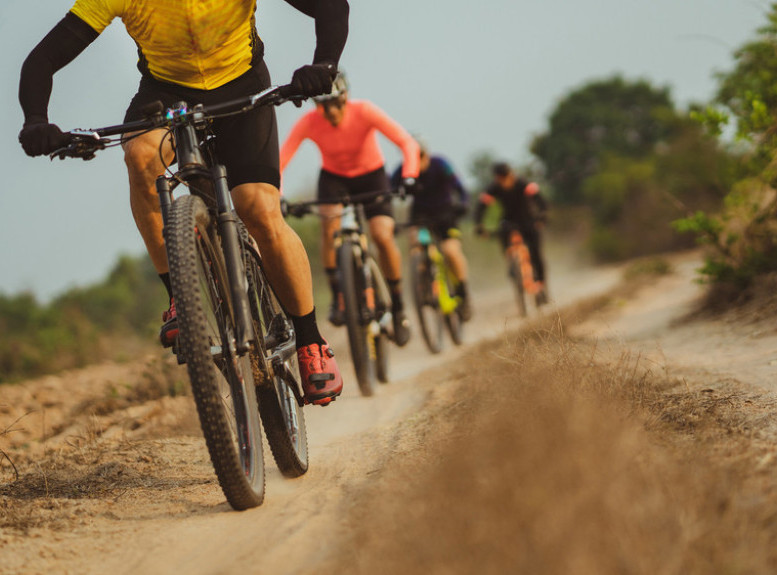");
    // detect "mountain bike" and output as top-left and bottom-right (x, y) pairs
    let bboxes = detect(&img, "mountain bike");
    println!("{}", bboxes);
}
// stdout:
(407, 225), (463, 354)
(51, 85), (309, 511)
(286, 190), (396, 396)
(502, 226), (546, 317)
